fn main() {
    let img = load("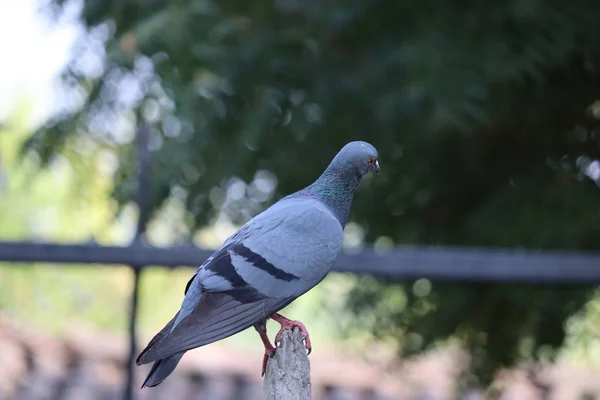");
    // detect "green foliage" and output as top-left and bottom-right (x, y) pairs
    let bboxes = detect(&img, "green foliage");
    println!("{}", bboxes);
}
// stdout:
(344, 277), (592, 386)
(0, 114), (353, 351)
(28, 0), (600, 389)
(0, 110), (129, 334)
